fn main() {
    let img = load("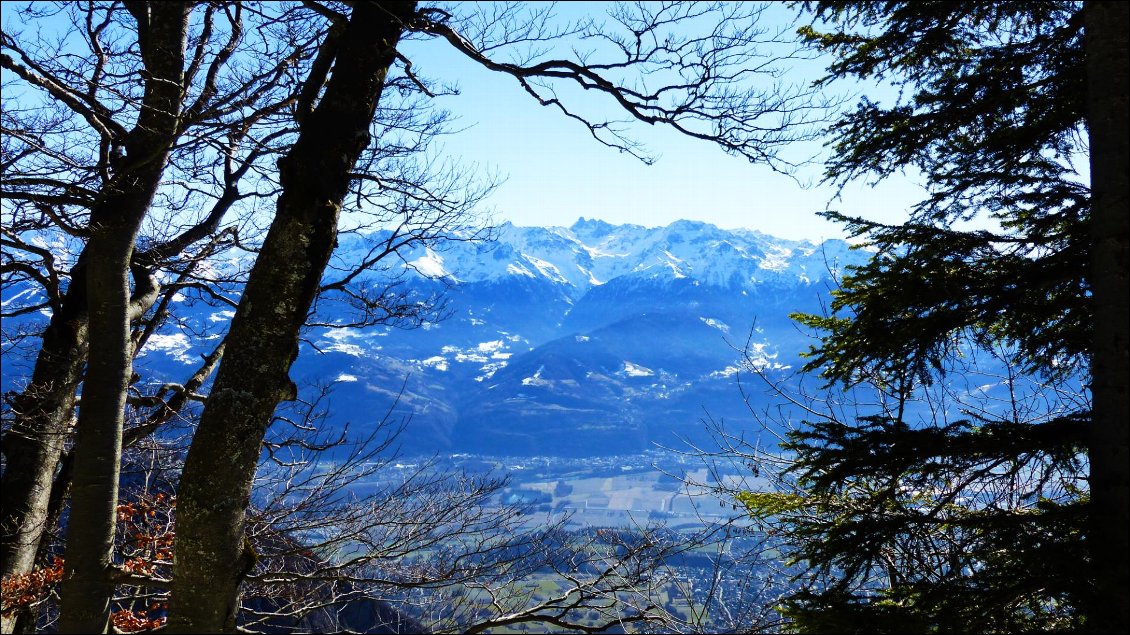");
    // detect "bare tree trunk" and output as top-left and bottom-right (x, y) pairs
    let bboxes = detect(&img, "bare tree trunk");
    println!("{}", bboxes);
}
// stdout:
(56, 240), (141, 634)
(1, 277), (87, 559)
(168, 3), (417, 632)
(0, 275), (88, 634)
(56, 3), (189, 632)
(1085, 2), (1130, 632)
